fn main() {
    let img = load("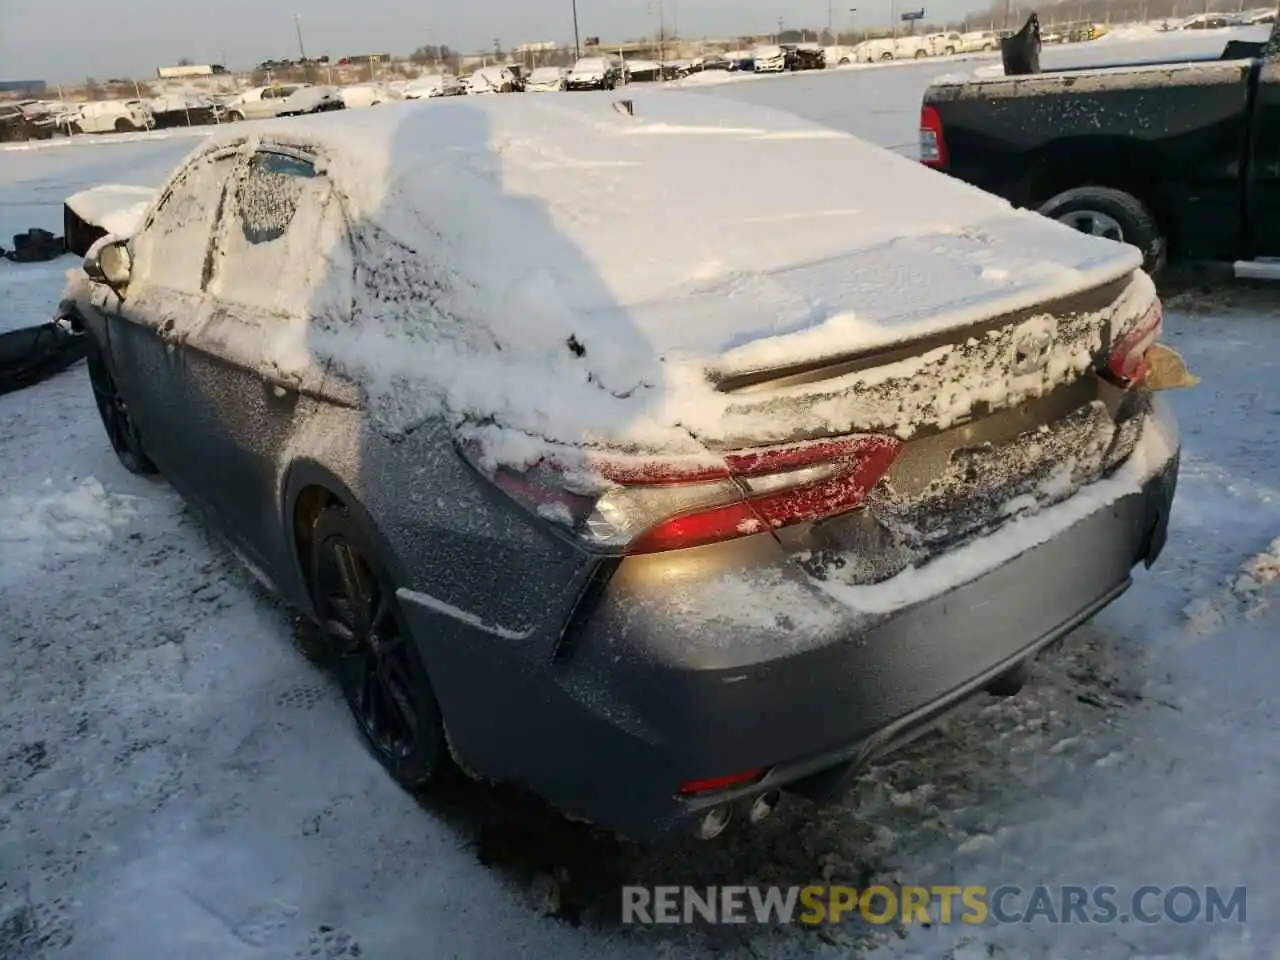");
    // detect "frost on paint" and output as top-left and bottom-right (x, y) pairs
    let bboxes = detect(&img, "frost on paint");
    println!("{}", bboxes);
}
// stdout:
(129, 96), (1151, 479)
